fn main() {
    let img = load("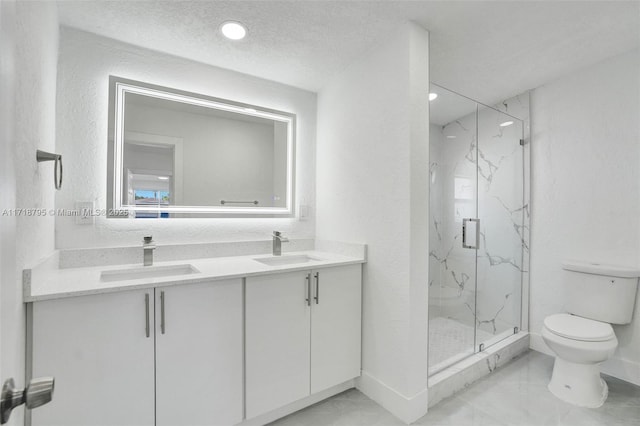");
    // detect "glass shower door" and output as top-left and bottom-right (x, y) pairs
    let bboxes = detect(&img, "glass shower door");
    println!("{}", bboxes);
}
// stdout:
(428, 85), (479, 374)
(428, 84), (525, 377)
(475, 105), (524, 350)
